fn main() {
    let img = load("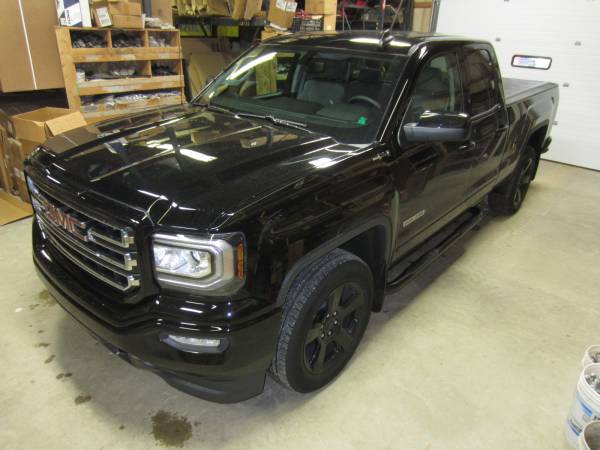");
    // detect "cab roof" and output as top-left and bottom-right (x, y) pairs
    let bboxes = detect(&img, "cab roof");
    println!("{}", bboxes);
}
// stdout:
(263, 30), (487, 55)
